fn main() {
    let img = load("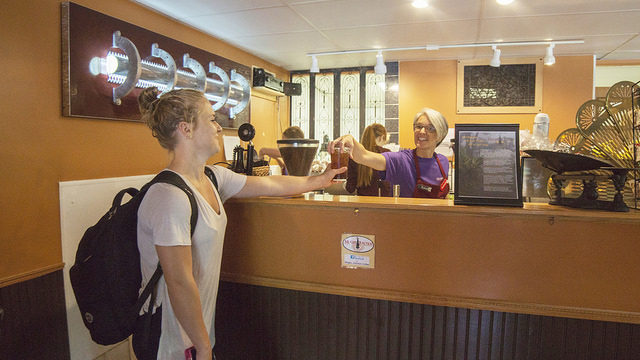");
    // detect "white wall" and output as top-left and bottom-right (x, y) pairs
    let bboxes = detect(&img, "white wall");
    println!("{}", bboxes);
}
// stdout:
(59, 175), (154, 360)
(594, 65), (640, 87)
